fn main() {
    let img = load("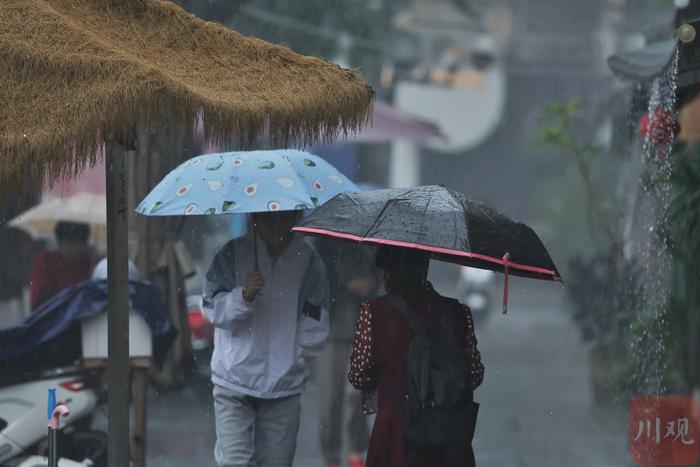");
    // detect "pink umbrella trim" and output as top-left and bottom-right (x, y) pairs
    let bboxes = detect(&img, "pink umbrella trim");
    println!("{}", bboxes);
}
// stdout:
(292, 226), (562, 280)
